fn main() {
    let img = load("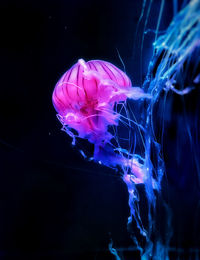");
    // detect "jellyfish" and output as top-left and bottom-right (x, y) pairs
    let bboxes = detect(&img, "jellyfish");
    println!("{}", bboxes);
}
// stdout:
(52, 59), (151, 185)
(52, 59), (155, 256)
